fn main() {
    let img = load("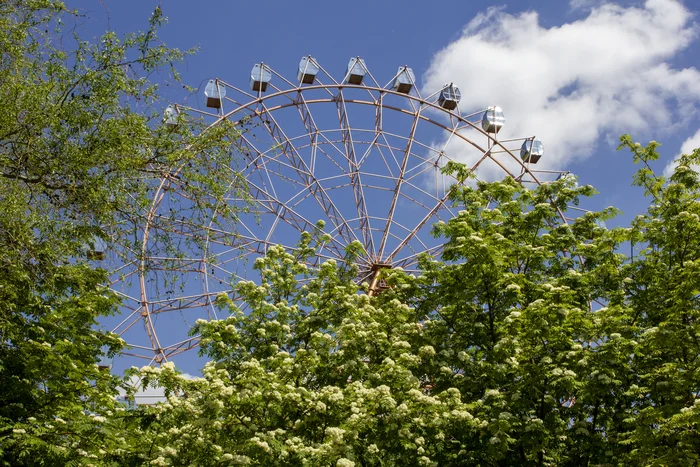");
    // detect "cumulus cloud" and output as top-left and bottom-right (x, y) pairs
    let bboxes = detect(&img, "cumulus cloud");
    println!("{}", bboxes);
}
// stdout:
(569, 0), (602, 10)
(663, 127), (700, 176)
(423, 0), (700, 181)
